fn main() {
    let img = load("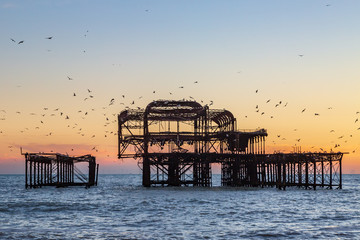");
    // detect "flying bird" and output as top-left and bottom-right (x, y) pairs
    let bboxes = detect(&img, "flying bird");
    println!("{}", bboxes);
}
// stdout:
(46, 37), (53, 40)
(67, 76), (73, 80)
(194, 81), (198, 84)
(301, 108), (306, 113)
(10, 38), (16, 42)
